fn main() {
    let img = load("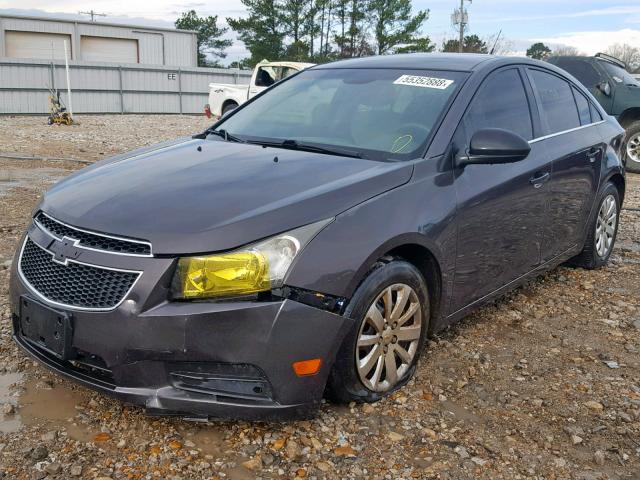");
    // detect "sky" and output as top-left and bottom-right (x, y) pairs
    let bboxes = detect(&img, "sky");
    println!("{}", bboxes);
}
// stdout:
(1, 0), (639, 64)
